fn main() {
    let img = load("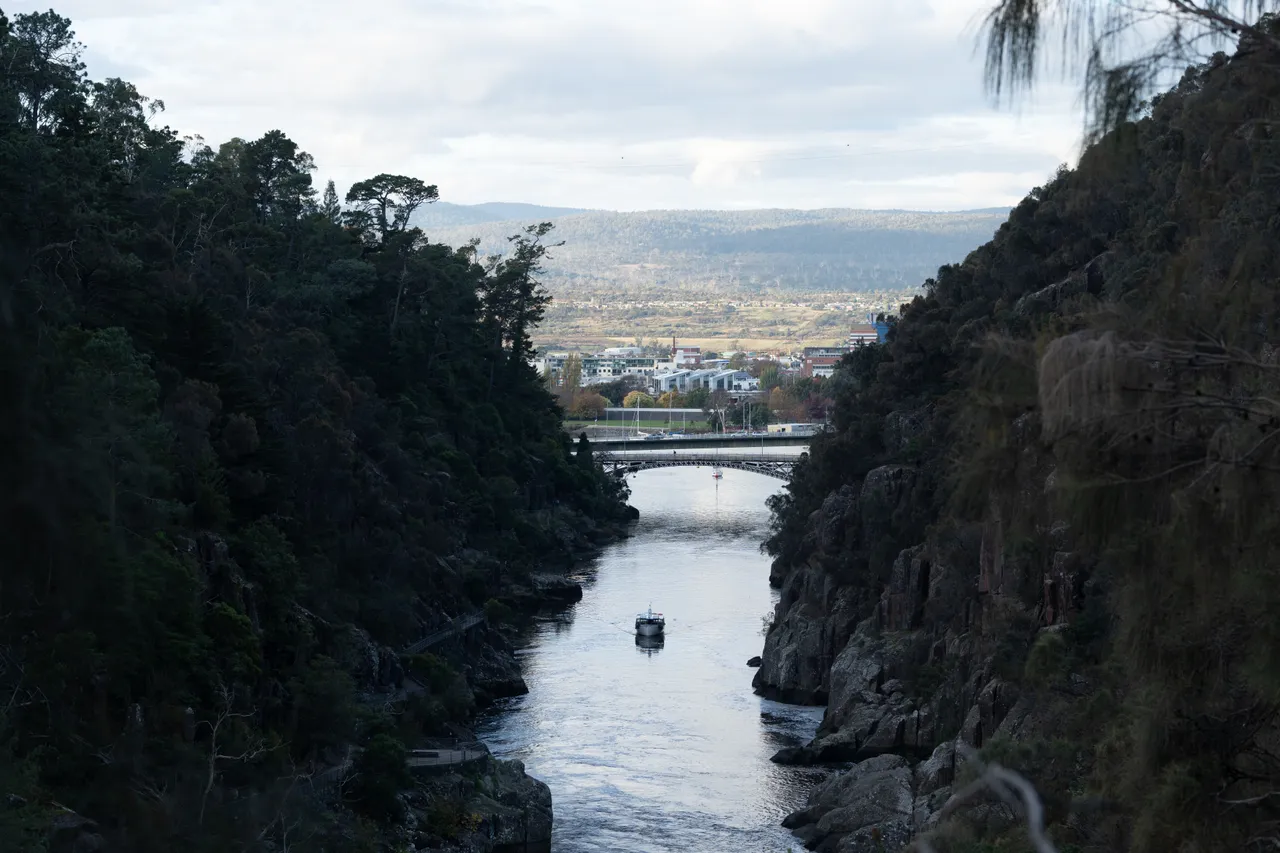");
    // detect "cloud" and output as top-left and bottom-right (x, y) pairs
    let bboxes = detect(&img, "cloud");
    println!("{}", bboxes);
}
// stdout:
(8, 0), (1085, 210)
